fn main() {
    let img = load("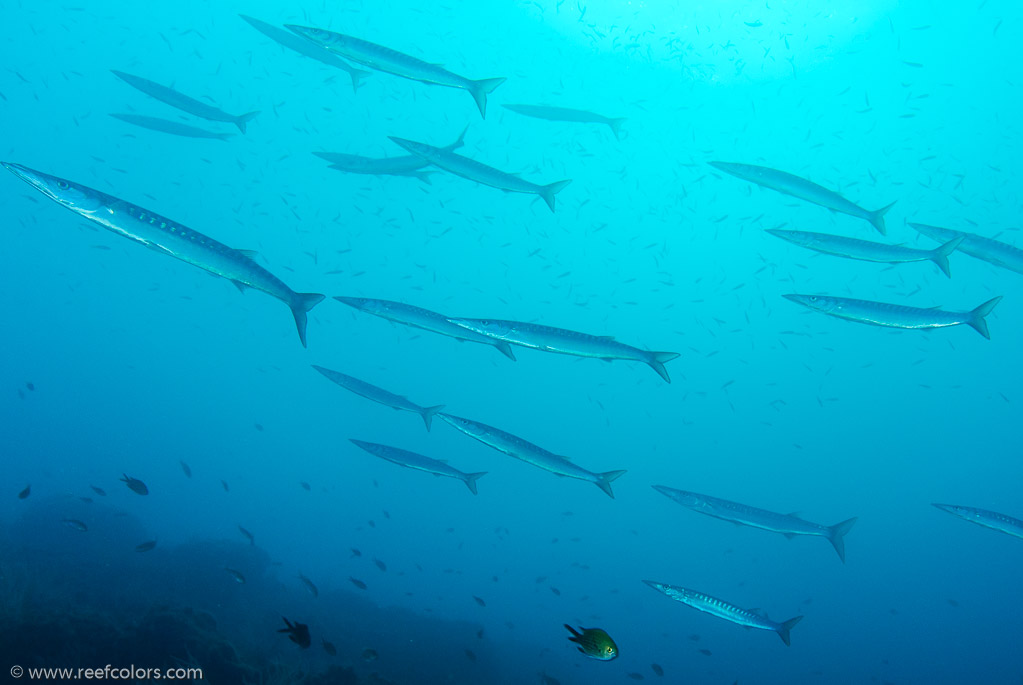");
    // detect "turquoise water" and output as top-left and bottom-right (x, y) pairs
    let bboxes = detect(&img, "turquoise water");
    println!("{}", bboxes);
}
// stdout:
(2, 1), (1021, 683)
